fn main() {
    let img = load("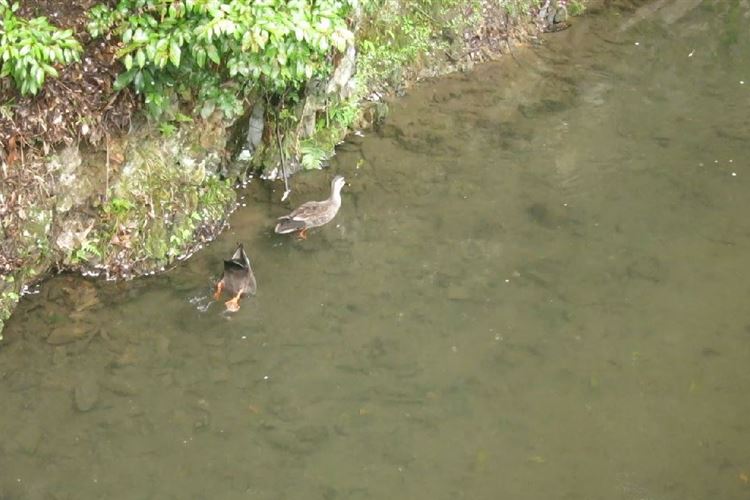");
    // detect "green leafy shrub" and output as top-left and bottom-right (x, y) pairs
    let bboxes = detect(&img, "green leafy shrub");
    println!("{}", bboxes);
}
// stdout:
(0, 0), (83, 95)
(568, 0), (586, 16)
(356, 1), (436, 89)
(72, 238), (103, 264)
(87, 0), (357, 119)
(104, 197), (135, 216)
(299, 139), (329, 170)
